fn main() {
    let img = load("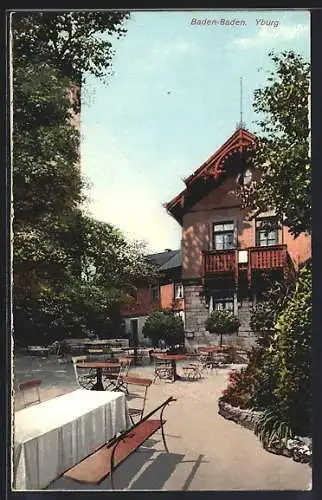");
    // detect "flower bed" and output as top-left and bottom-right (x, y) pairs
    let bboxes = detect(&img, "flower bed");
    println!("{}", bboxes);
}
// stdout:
(218, 398), (312, 465)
